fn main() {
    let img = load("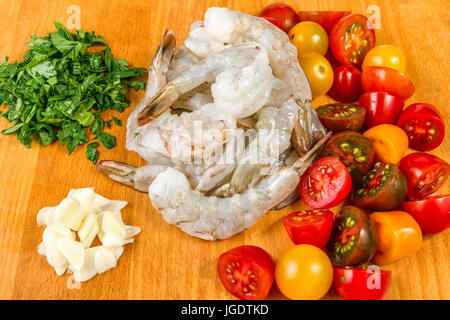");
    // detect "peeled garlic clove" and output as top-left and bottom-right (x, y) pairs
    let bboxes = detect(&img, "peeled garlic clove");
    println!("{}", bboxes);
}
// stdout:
(71, 188), (95, 212)
(72, 246), (100, 282)
(56, 238), (85, 272)
(44, 232), (68, 269)
(102, 211), (126, 238)
(101, 232), (124, 248)
(103, 200), (128, 213)
(108, 246), (124, 260)
(125, 226), (141, 239)
(37, 242), (46, 255)
(94, 247), (117, 274)
(68, 210), (89, 232)
(37, 207), (55, 227)
(78, 214), (99, 248)
(92, 193), (111, 213)
(54, 198), (82, 228)
(43, 225), (75, 242)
